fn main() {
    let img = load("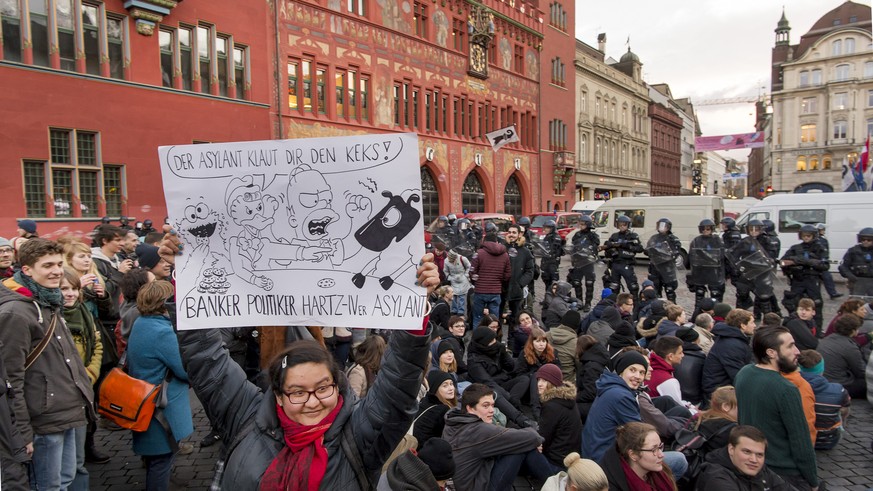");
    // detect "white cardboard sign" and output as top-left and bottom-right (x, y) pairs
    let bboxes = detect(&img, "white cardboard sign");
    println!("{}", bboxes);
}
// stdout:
(158, 133), (426, 330)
